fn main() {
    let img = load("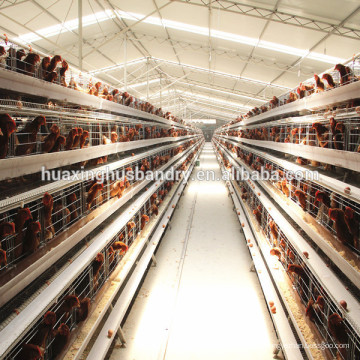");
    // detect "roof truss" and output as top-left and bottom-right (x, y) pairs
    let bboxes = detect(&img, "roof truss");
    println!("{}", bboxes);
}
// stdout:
(171, 0), (360, 40)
